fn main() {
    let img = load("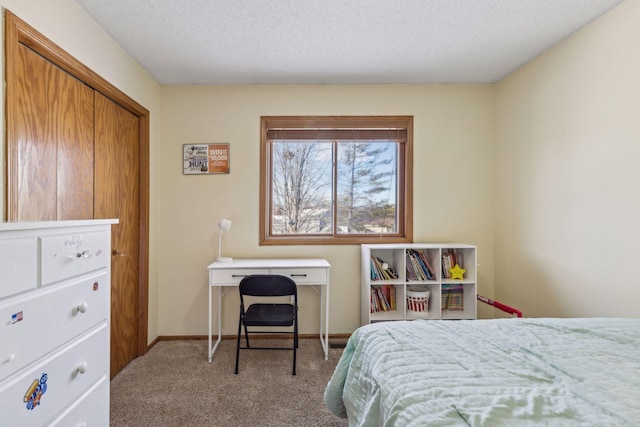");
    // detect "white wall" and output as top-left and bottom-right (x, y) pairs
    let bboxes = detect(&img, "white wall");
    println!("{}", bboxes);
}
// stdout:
(0, 0), (163, 342)
(157, 84), (496, 335)
(494, 0), (640, 317)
